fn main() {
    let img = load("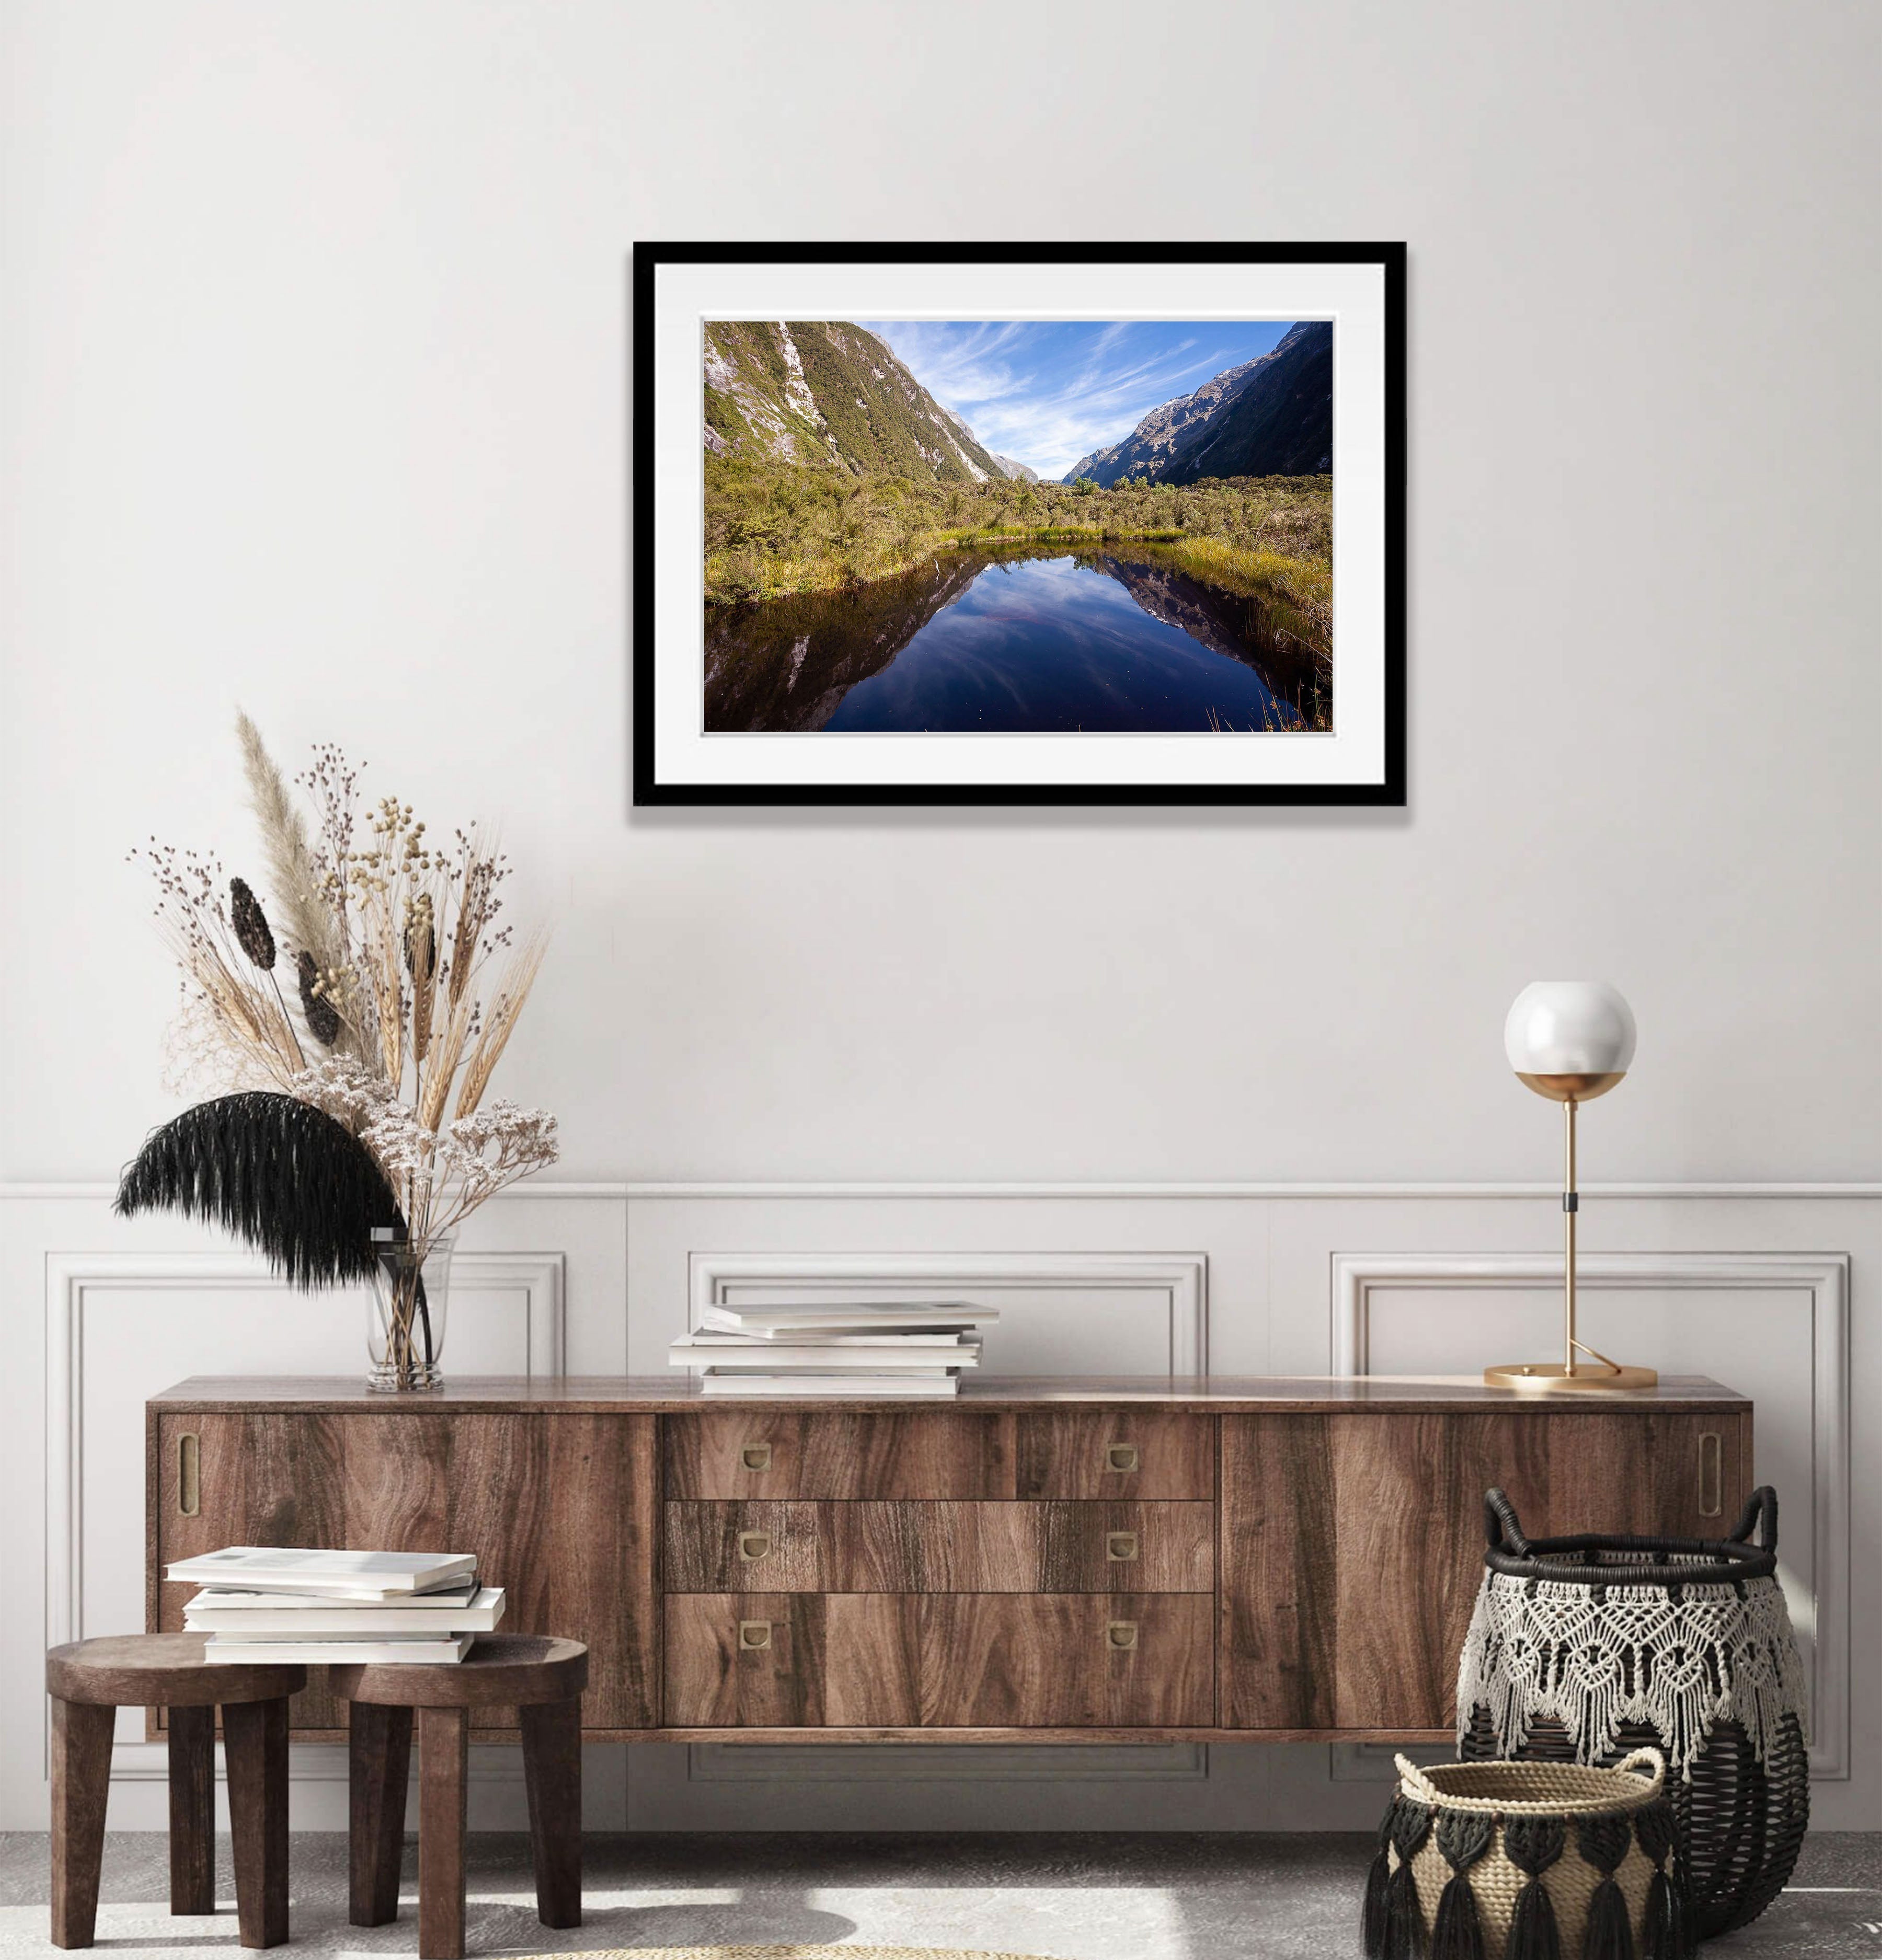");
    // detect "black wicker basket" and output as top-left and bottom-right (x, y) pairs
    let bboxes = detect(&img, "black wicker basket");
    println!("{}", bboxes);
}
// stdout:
(1456, 1485), (1809, 1941)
